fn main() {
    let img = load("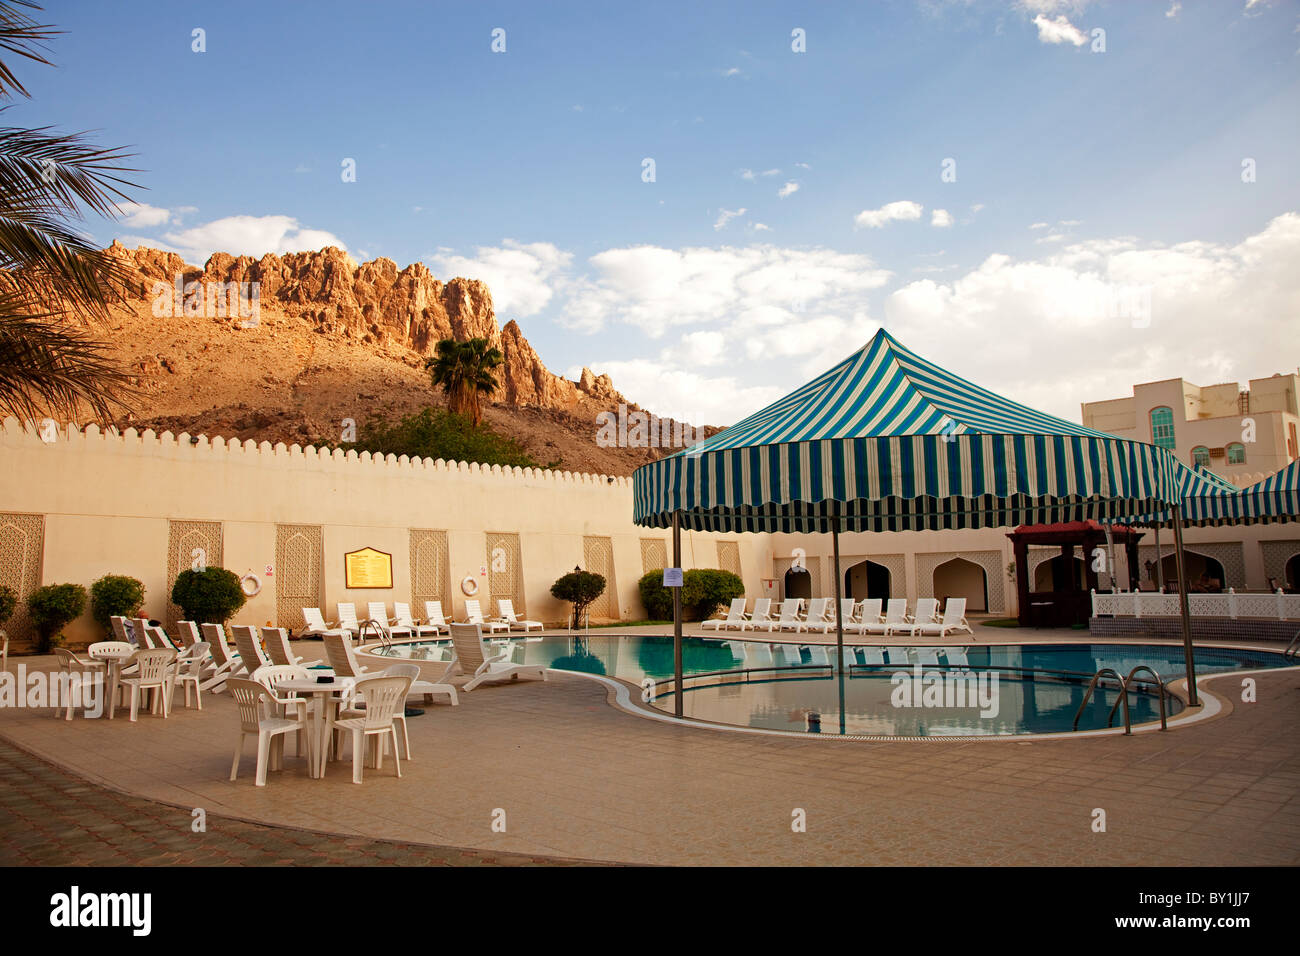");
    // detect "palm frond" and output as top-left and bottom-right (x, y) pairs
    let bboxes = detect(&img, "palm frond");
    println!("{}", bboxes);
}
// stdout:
(0, 1), (56, 99)
(0, 288), (137, 423)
